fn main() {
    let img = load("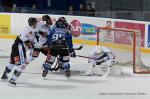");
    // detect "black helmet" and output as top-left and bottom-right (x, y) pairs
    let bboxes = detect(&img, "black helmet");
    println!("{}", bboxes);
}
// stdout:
(55, 17), (67, 28)
(28, 17), (37, 26)
(42, 15), (52, 25)
(59, 17), (70, 29)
